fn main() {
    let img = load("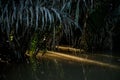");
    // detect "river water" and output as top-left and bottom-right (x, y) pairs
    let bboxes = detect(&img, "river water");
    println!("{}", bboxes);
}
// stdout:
(0, 53), (120, 80)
